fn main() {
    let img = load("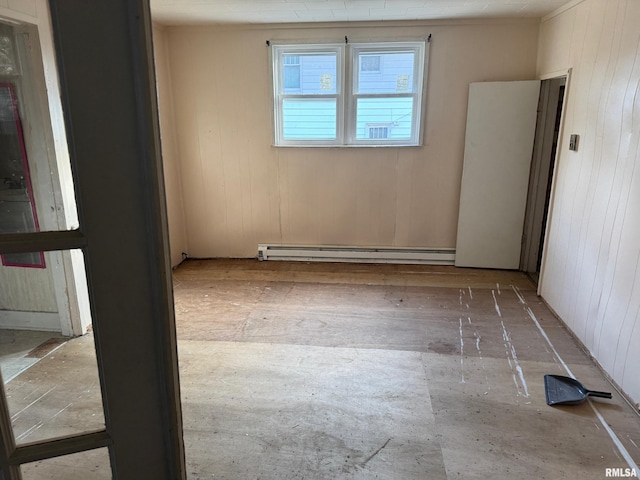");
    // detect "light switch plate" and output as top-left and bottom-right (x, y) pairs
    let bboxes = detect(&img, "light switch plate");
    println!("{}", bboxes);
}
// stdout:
(569, 134), (579, 151)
